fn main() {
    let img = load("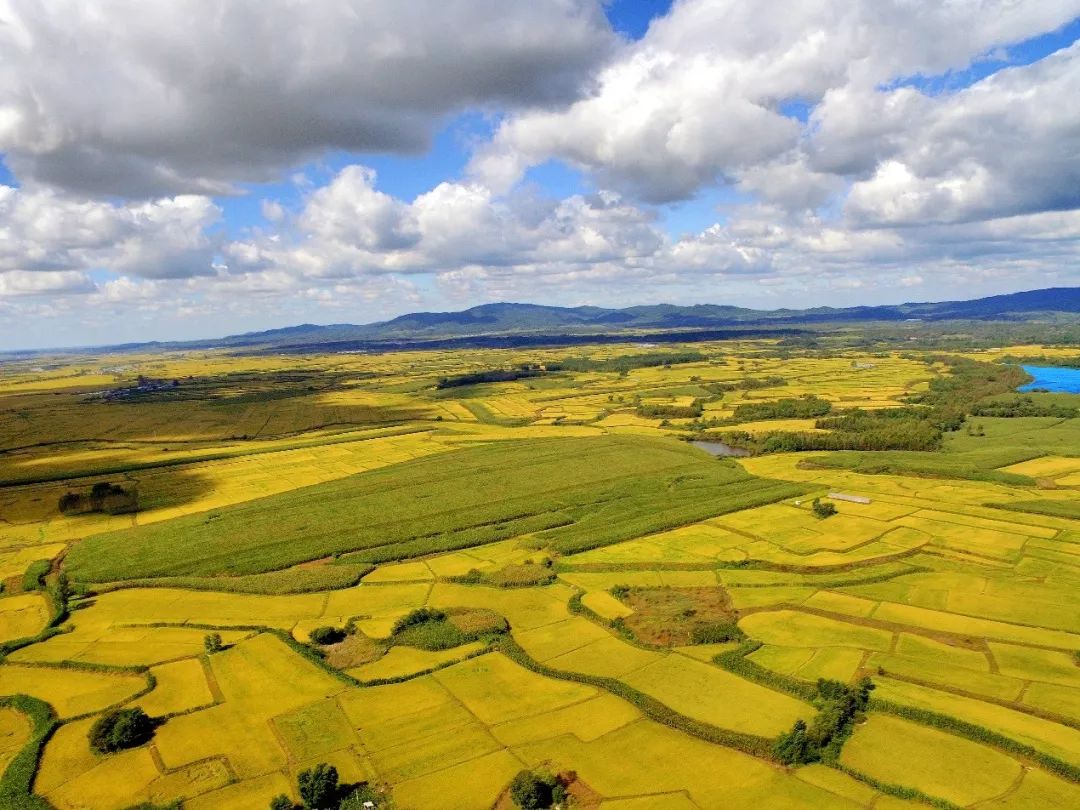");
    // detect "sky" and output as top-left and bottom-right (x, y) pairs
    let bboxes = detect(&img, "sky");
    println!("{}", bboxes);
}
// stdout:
(1, 1), (1079, 350)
